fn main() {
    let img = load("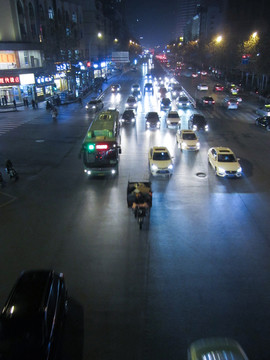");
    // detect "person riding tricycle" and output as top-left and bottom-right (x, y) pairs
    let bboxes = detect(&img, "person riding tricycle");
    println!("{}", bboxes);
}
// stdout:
(127, 182), (152, 229)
